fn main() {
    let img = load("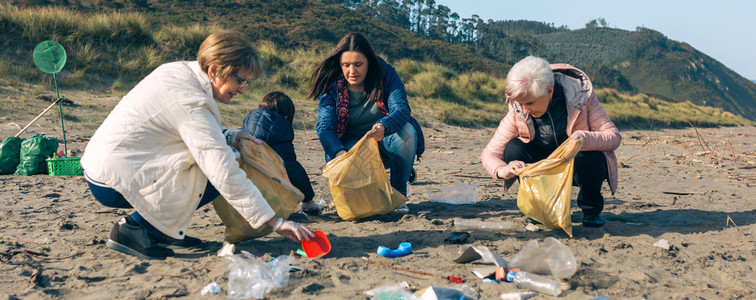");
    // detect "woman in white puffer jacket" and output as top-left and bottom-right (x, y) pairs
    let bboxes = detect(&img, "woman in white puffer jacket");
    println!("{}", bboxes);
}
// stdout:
(81, 30), (314, 260)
